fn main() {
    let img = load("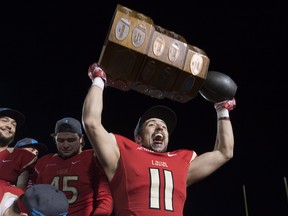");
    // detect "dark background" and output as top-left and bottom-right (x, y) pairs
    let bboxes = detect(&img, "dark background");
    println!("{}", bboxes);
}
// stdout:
(1, 1), (287, 215)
